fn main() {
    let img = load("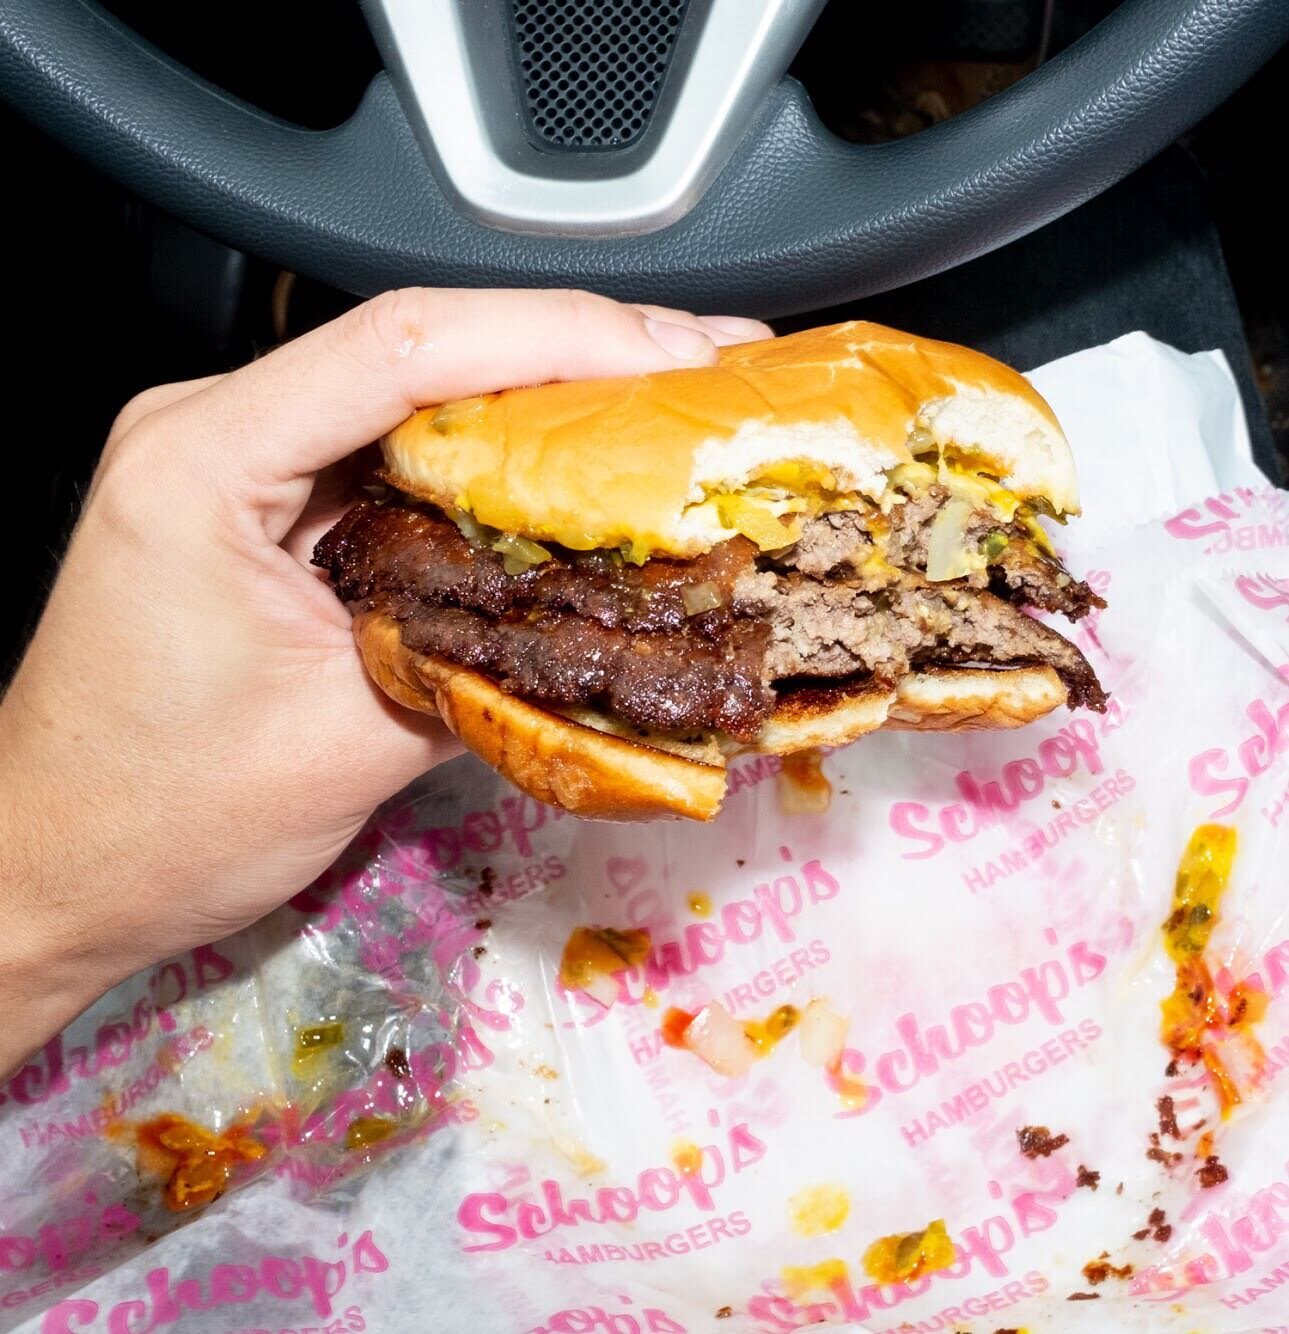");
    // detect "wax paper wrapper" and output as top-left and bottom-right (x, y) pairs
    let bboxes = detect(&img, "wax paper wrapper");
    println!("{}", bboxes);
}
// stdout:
(5, 333), (1289, 1334)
